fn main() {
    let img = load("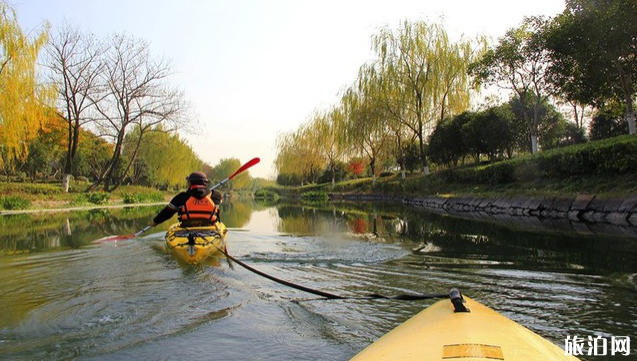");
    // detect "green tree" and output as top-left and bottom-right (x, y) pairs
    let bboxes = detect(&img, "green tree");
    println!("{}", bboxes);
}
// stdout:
(72, 131), (113, 180)
(22, 126), (65, 181)
(589, 102), (627, 140)
(544, 0), (637, 135)
(509, 93), (566, 152)
(428, 116), (468, 167)
(126, 126), (202, 189)
(480, 105), (517, 159)
(470, 17), (553, 154)
(213, 158), (251, 190)
(460, 111), (486, 163)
